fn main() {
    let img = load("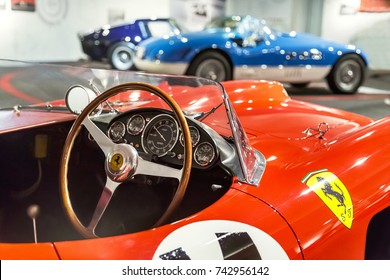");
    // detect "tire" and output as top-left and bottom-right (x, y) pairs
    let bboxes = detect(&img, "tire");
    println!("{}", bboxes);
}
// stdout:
(108, 42), (135, 71)
(290, 82), (310, 88)
(326, 54), (366, 94)
(186, 51), (232, 82)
